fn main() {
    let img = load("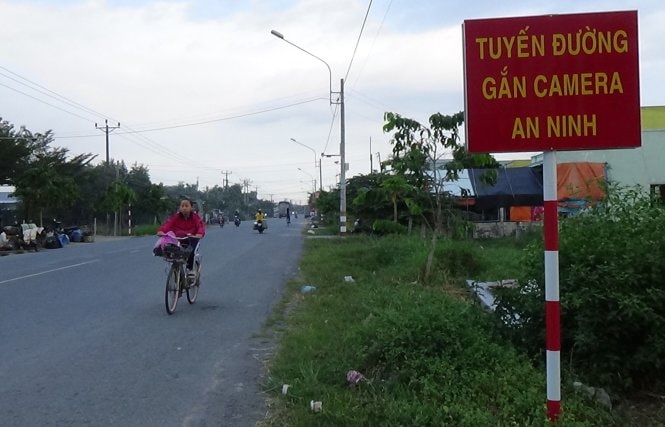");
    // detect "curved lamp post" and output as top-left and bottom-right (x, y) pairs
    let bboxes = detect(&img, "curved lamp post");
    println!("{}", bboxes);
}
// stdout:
(297, 168), (316, 193)
(271, 29), (347, 235)
(291, 138), (322, 192)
